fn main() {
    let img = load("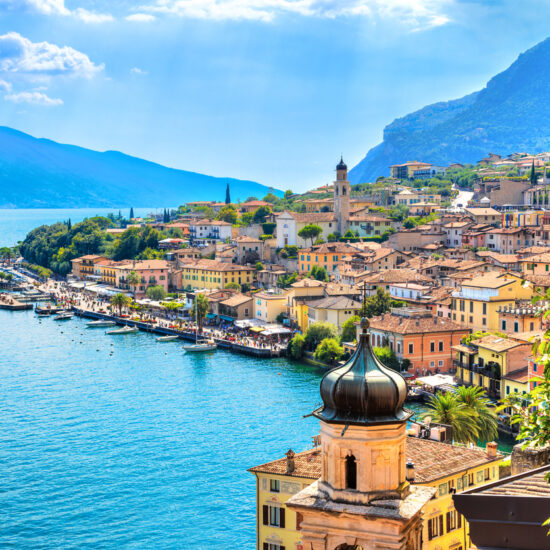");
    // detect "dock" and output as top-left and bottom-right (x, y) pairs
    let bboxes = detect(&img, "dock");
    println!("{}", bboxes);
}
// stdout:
(73, 308), (285, 358)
